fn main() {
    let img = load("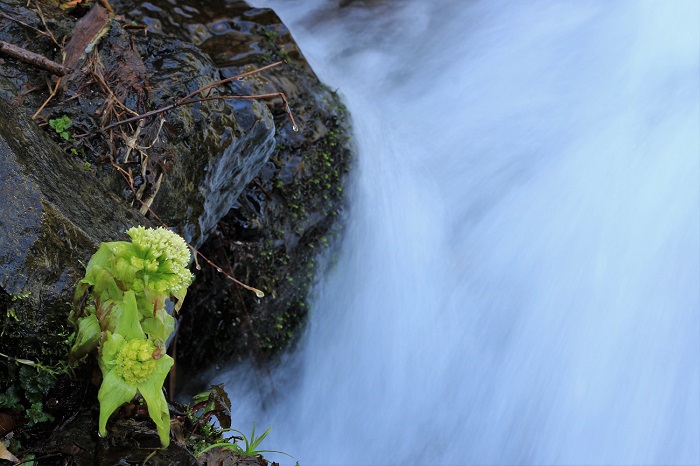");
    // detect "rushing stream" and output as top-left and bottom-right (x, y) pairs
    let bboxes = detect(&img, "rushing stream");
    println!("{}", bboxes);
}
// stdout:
(212, 1), (700, 464)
